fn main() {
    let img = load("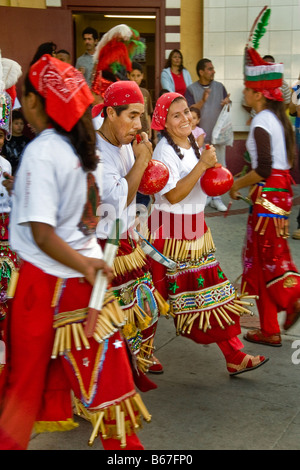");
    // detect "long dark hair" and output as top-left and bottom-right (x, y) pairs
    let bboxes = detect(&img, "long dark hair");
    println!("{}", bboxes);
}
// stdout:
(265, 99), (295, 167)
(161, 129), (201, 161)
(30, 42), (57, 65)
(24, 74), (98, 171)
(165, 49), (185, 72)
